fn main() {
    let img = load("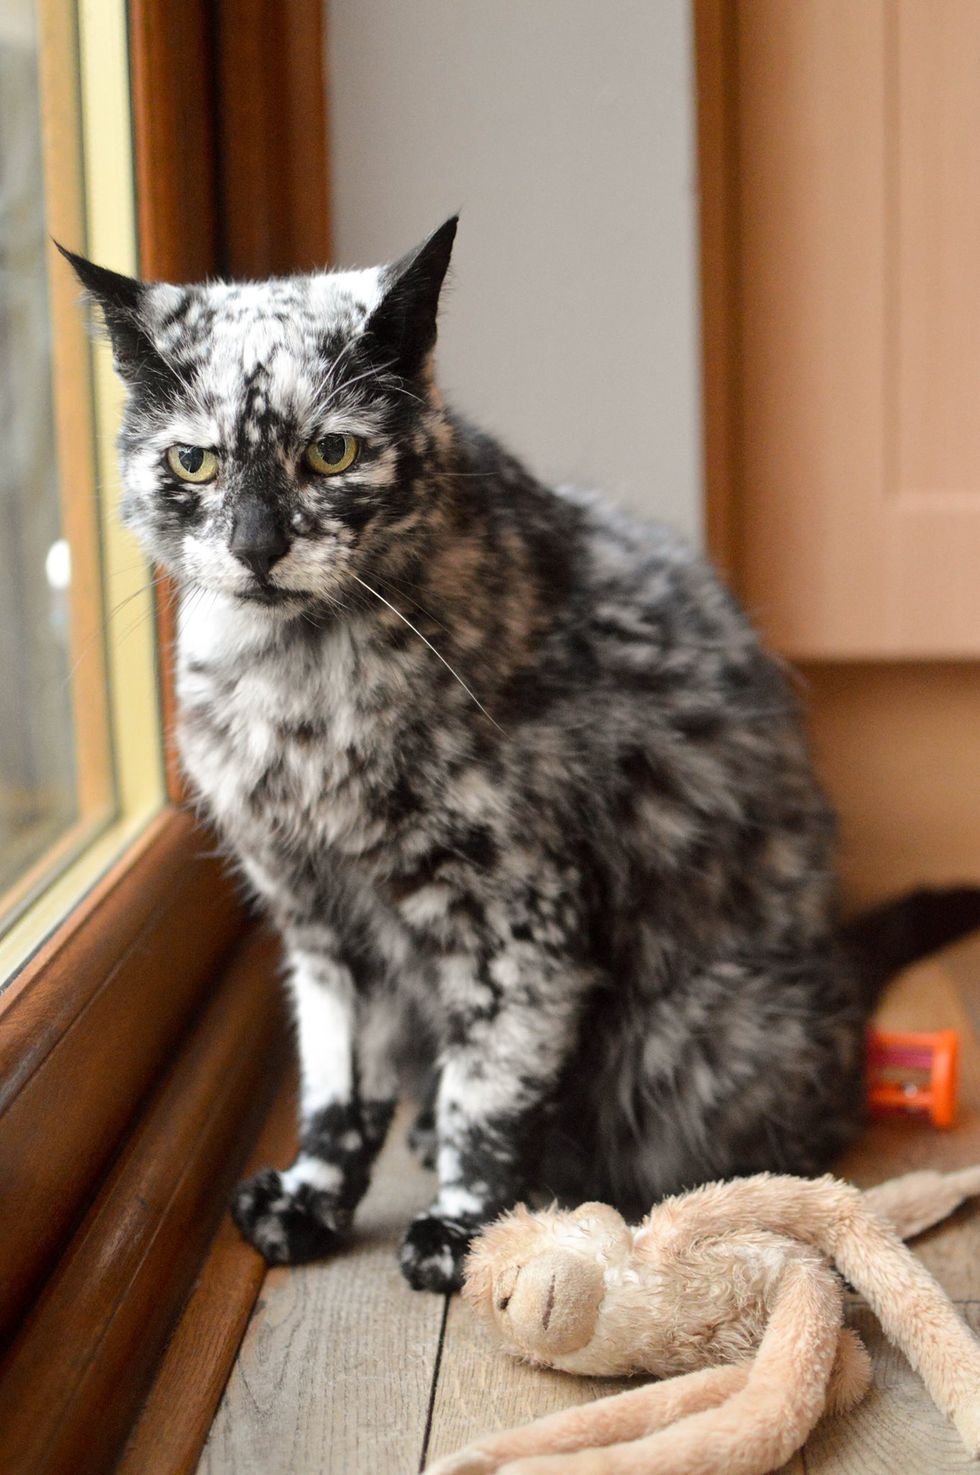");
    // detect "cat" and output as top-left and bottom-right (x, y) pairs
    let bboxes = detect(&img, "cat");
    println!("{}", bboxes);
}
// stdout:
(61, 222), (980, 1293)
